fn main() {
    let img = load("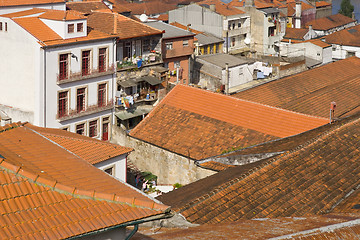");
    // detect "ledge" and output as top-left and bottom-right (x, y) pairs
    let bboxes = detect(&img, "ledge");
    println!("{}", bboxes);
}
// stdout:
(57, 66), (115, 85)
(57, 103), (113, 122)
